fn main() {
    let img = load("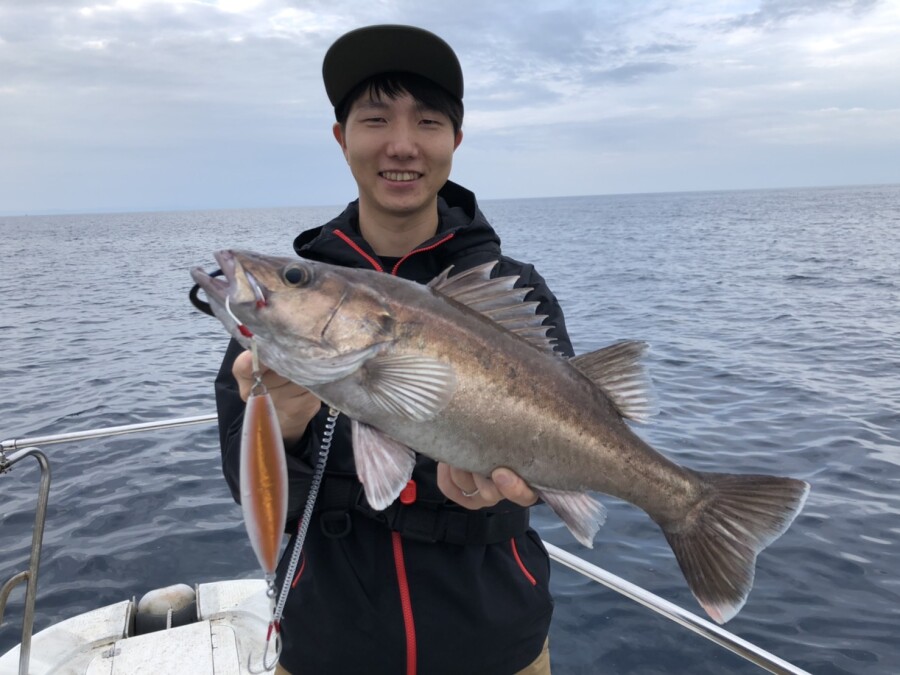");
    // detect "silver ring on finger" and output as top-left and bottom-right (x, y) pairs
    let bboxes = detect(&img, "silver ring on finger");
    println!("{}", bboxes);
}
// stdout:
(461, 488), (480, 498)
